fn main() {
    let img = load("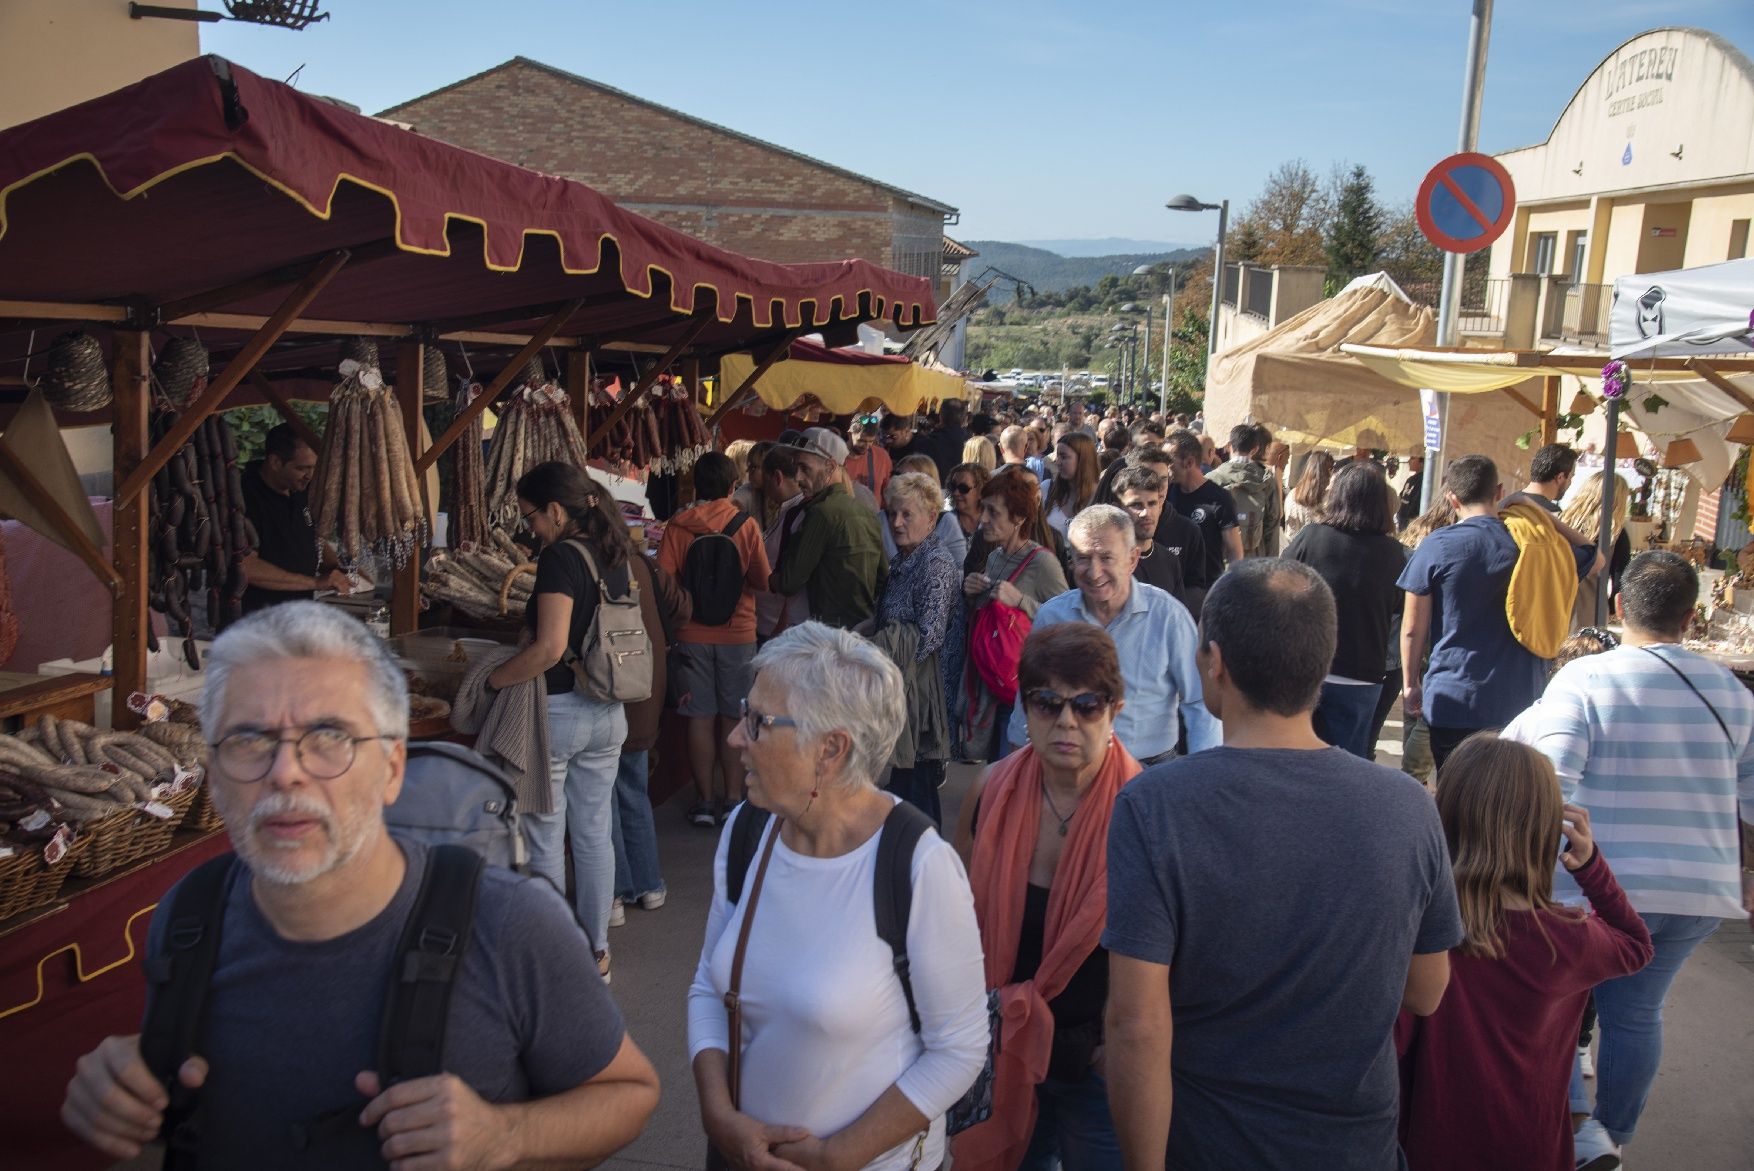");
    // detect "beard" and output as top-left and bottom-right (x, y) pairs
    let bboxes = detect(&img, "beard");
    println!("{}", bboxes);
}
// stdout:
(215, 787), (378, 886)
